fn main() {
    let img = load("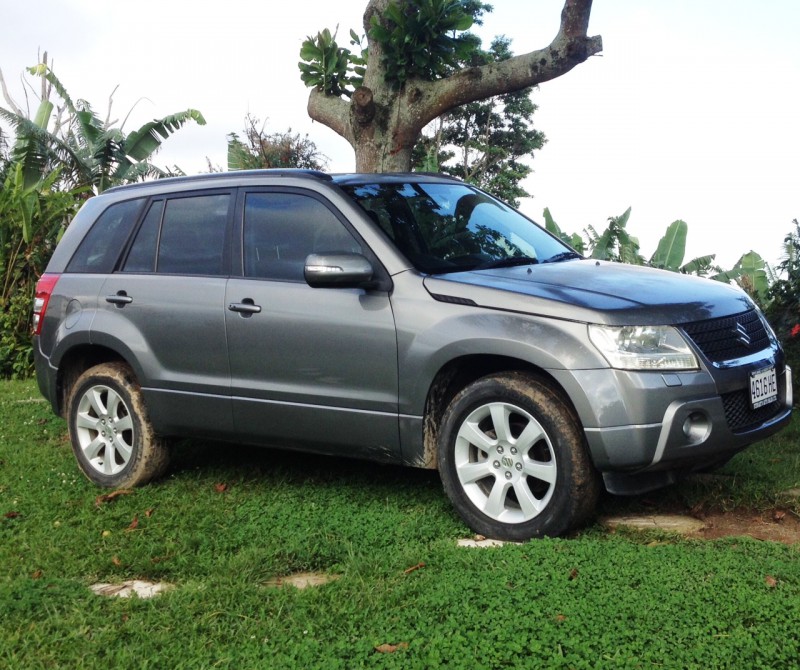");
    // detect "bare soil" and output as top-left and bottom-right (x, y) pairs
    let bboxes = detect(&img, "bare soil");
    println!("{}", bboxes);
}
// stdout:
(601, 508), (800, 545)
(691, 508), (800, 545)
